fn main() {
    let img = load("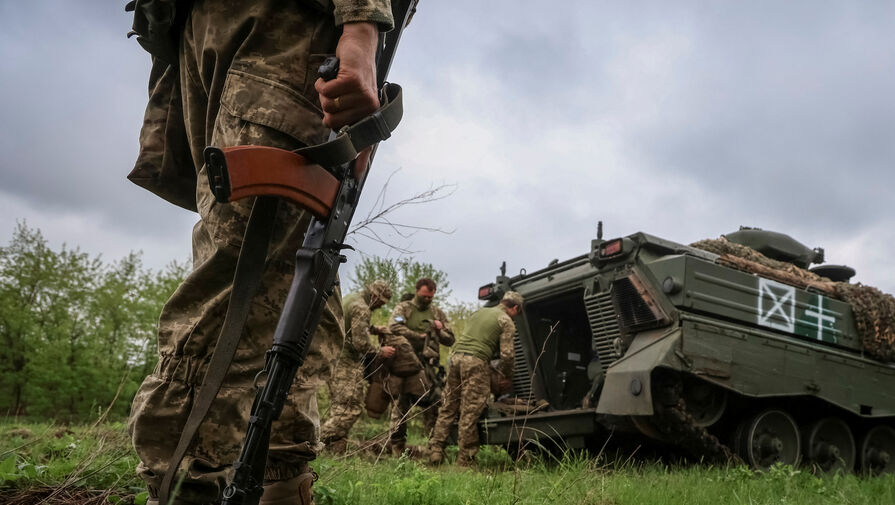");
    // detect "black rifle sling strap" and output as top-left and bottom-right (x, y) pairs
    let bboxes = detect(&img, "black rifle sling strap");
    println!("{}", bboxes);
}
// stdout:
(158, 81), (402, 505)
(293, 84), (403, 167)
(160, 195), (277, 503)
